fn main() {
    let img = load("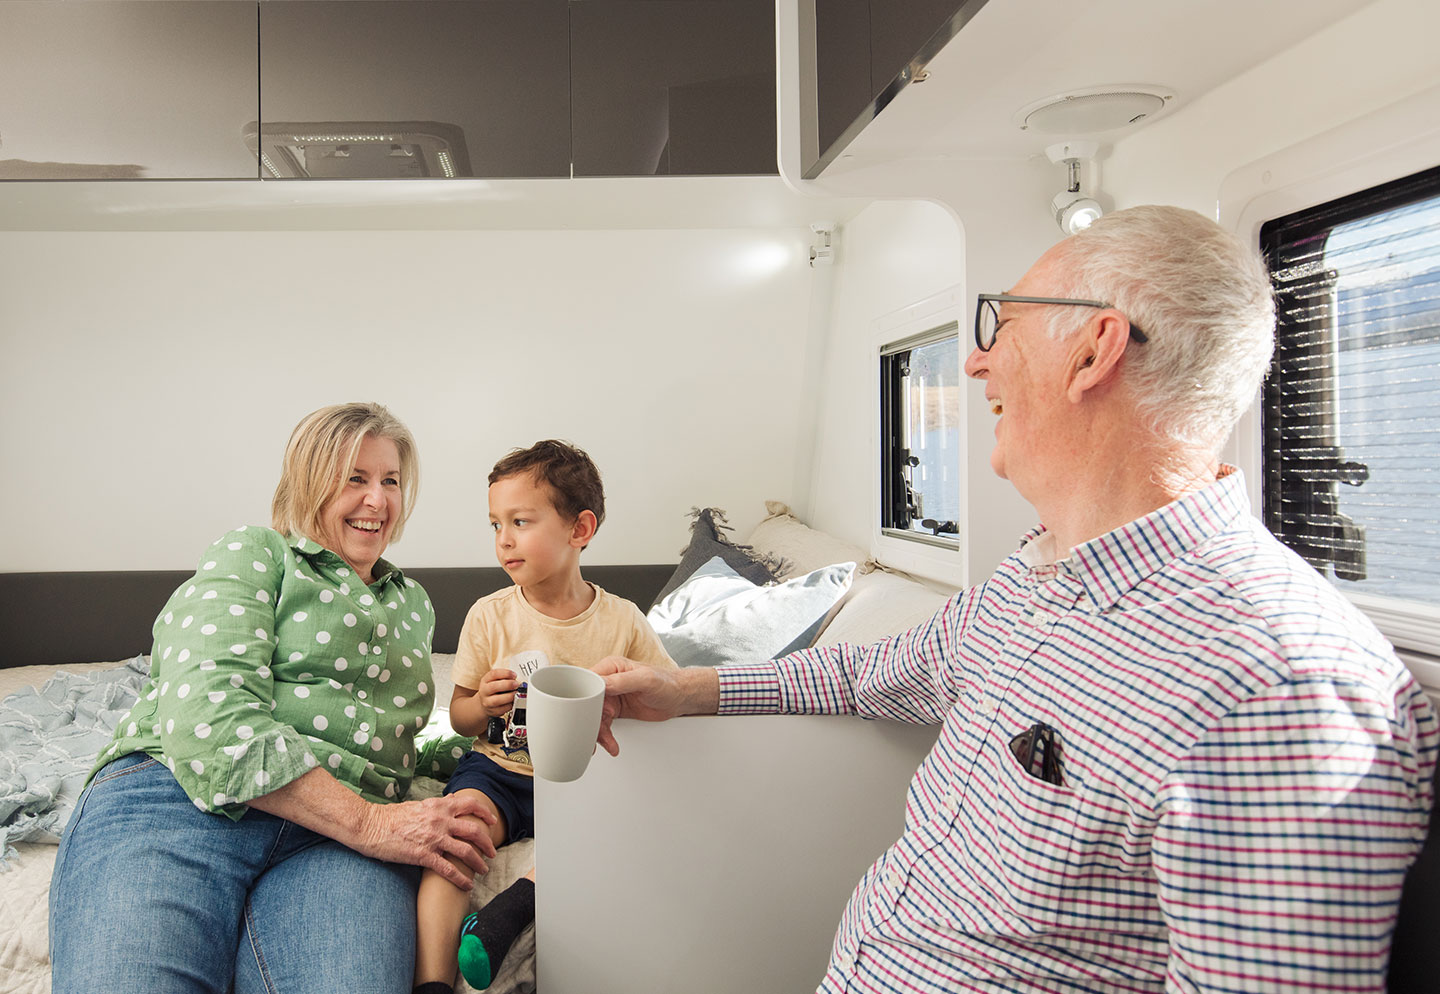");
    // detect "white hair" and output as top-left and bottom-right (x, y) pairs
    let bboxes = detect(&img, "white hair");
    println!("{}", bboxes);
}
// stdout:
(1045, 205), (1276, 451)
